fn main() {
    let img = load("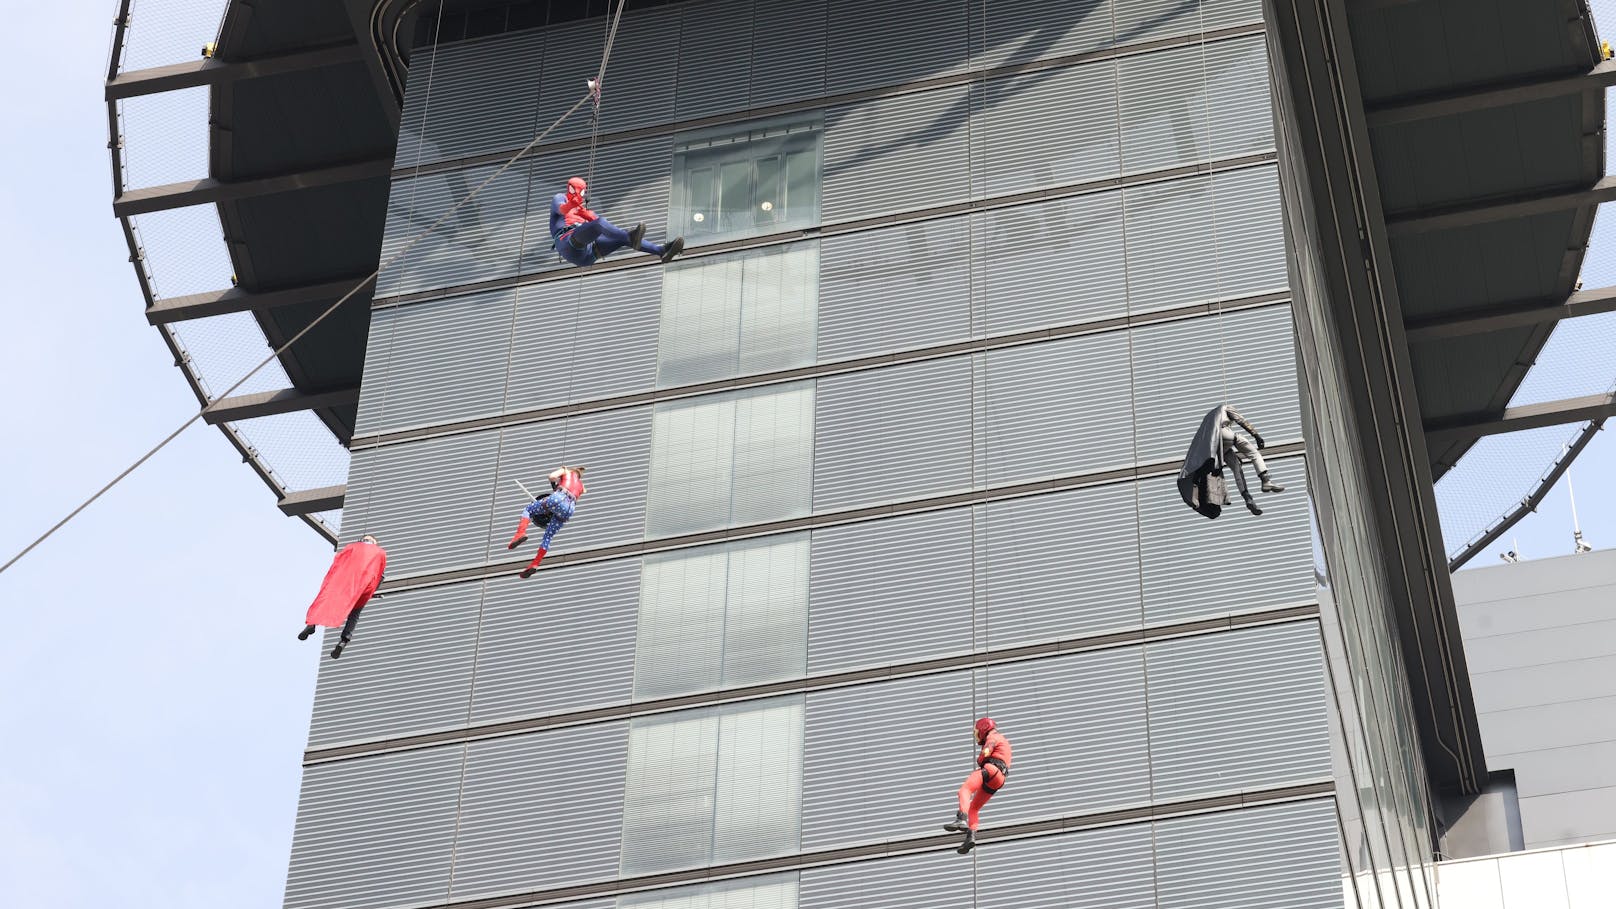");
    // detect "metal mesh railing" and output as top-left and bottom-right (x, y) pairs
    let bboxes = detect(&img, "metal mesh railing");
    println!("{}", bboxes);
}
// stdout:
(107, 0), (348, 540)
